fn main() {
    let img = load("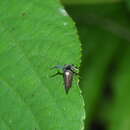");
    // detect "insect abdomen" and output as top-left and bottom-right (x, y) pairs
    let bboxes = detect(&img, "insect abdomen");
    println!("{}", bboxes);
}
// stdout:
(64, 70), (73, 94)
